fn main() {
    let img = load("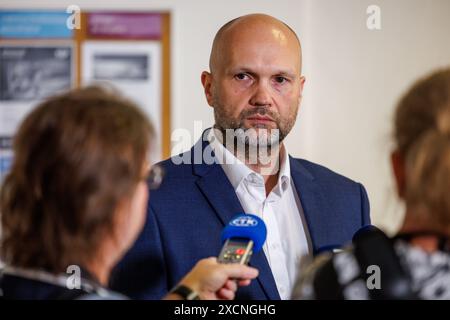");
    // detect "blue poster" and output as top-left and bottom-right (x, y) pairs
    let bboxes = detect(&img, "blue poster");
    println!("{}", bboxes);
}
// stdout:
(0, 11), (73, 39)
